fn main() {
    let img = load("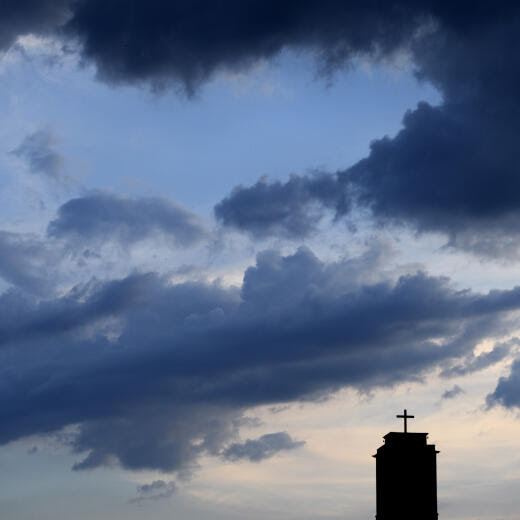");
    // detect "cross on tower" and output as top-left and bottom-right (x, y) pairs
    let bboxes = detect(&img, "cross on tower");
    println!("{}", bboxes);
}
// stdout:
(396, 409), (414, 433)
